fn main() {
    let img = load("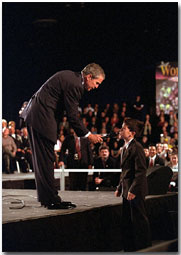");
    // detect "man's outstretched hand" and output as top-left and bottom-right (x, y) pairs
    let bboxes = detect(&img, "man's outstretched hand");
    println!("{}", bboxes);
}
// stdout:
(88, 133), (103, 144)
